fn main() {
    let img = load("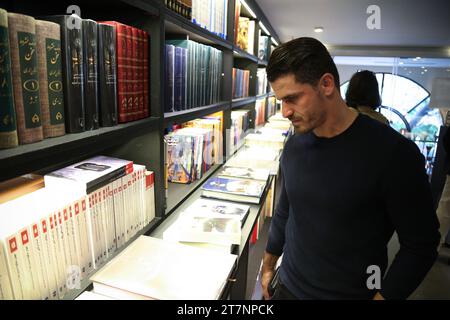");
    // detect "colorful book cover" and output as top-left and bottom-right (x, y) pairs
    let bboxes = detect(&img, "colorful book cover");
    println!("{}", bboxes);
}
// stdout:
(201, 176), (265, 198)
